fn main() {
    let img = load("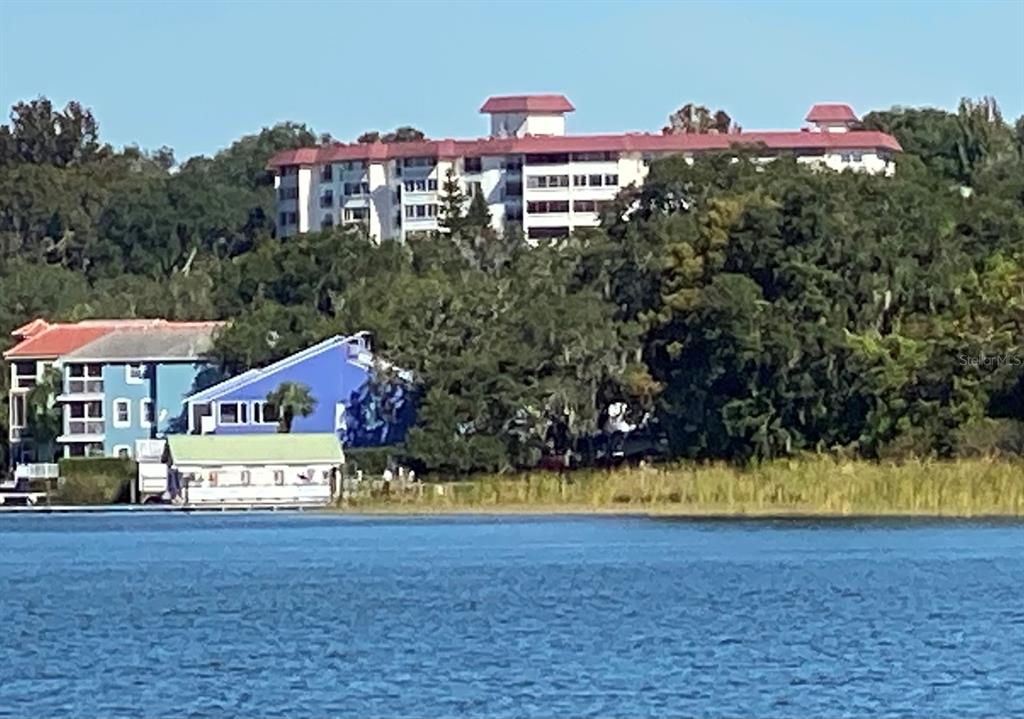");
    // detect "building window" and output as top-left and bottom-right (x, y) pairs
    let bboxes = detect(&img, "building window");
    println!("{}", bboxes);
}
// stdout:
(604, 174), (619, 186)
(321, 165), (333, 182)
(589, 174), (603, 187)
(113, 399), (131, 428)
(67, 401), (103, 435)
(467, 181), (482, 198)
(10, 394), (26, 428)
(526, 175), (569, 189)
(322, 215), (335, 230)
(68, 364), (103, 394)
(252, 401), (280, 425)
(464, 157), (482, 174)
(287, 212), (297, 224)
(427, 178), (438, 191)
(525, 153), (569, 165)
(113, 445), (131, 459)
(273, 469), (285, 486)
(505, 159), (523, 171)
(573, 175), (587, 186)
(125, 364), (146, 384)
(571, 151), (618, 162)
(218, 401), (248, 425)
(140, 399), (154, 427)
(279, 212), (287, 226)
(574, 200), (598, 212)
(528, 226), (570, 240)
(526, 200), (569, 214)
(403, 157), (435, 168)
(320, 191), (334, 208)
(344, 207), (370, 221)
